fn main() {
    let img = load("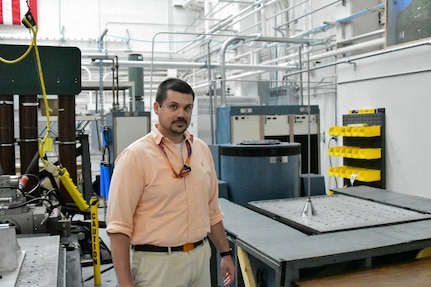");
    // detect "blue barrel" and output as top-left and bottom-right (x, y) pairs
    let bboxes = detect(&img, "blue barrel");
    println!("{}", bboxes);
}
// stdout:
(219, 141), (301, 207)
